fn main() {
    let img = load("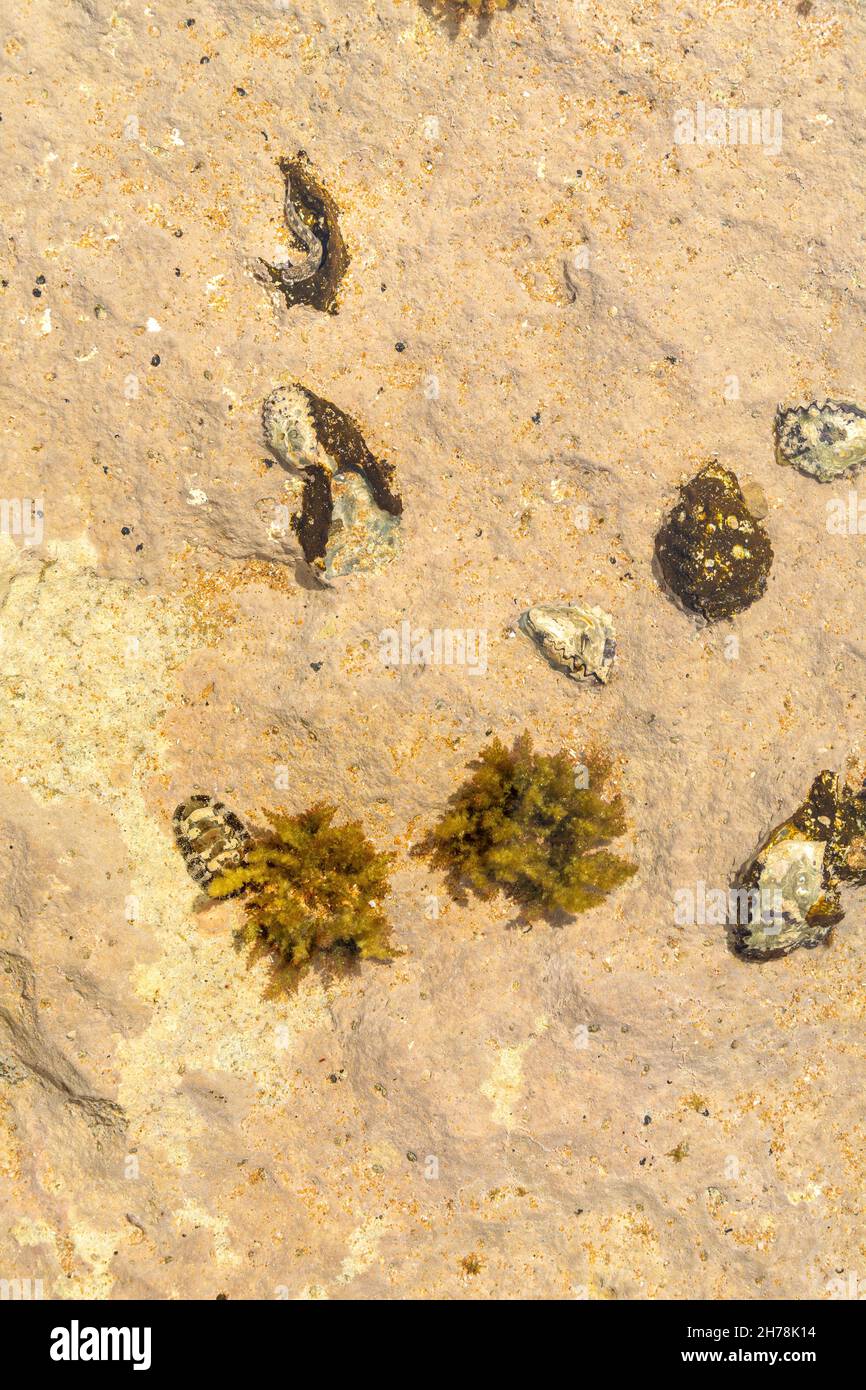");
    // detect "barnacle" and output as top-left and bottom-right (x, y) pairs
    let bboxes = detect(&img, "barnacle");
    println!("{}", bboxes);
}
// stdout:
(258, 154), (348, 314)
(173, 794), (251, 889)
(654, 461), (773, 622)
(775, 399), (866, 483)
(262, 384), (402, 579)
(519, 603), (616, 683)
(208, 805), (395, 968)
(419, 732), (636, 921)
